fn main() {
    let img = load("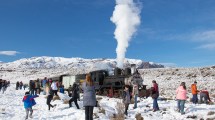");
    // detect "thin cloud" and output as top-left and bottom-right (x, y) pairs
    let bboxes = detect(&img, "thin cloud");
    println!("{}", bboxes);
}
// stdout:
(159, 62), (177, 67)
(191, 30), (215, 43)
(196, 43), (215, 50)
(164, 29), (215, 50)
(0, 51), (20, 56)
